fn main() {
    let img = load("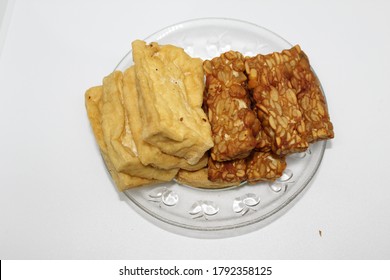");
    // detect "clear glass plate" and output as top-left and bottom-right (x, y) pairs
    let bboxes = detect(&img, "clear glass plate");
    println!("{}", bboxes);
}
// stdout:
(114, 18), (327, 238)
